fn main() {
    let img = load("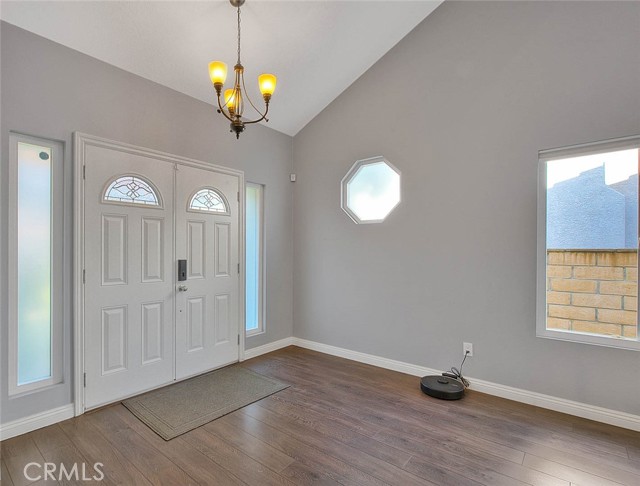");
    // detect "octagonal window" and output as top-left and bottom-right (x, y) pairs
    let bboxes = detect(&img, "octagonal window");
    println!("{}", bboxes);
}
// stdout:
(341, 156), (401, 224)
